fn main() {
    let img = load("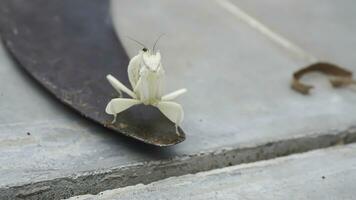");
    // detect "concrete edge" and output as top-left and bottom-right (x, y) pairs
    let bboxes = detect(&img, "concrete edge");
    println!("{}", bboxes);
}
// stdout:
(68, 143), (356, 200)
(1, 126), (356, 200)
